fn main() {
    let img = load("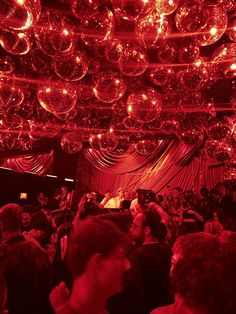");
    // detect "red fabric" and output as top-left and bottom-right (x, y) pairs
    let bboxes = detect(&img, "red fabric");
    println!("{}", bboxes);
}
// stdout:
(0, 150), (54, 175)
(83, 140), (225, 194)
